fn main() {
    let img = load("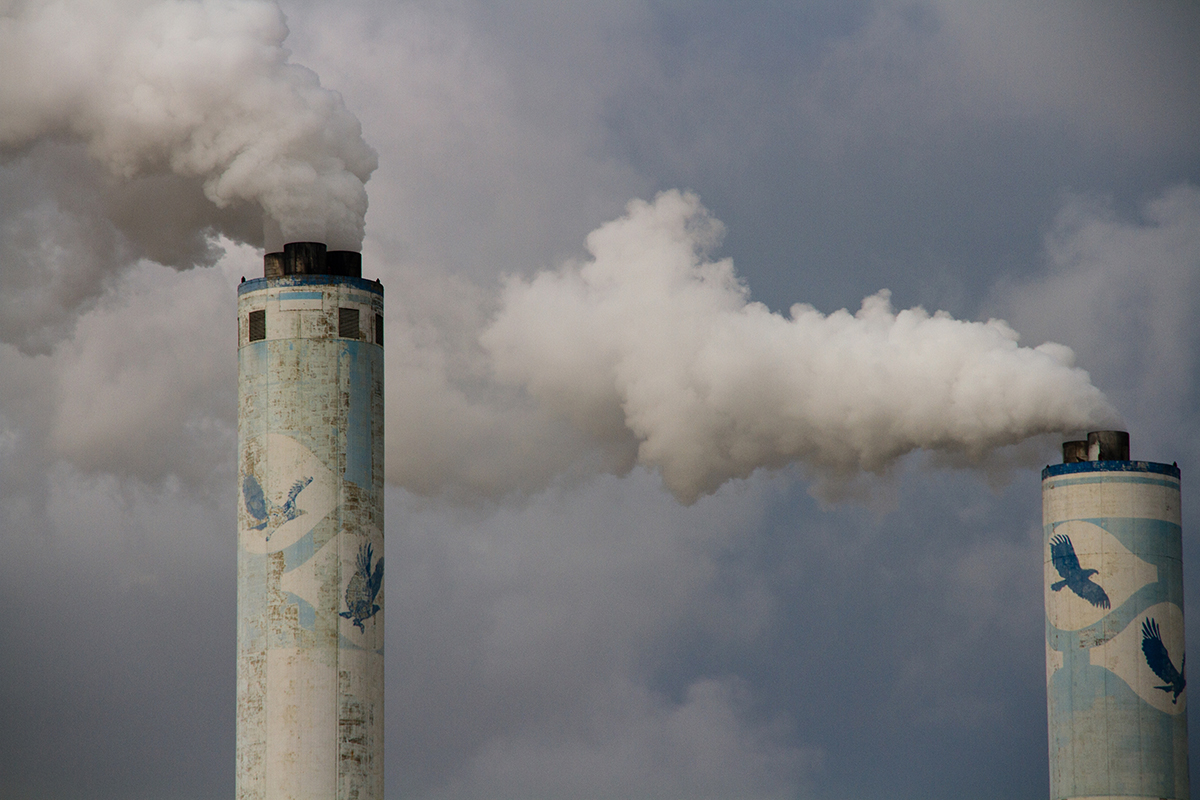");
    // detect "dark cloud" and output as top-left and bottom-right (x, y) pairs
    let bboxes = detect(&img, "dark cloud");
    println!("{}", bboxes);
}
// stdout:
(1, 2), (1198, 799)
